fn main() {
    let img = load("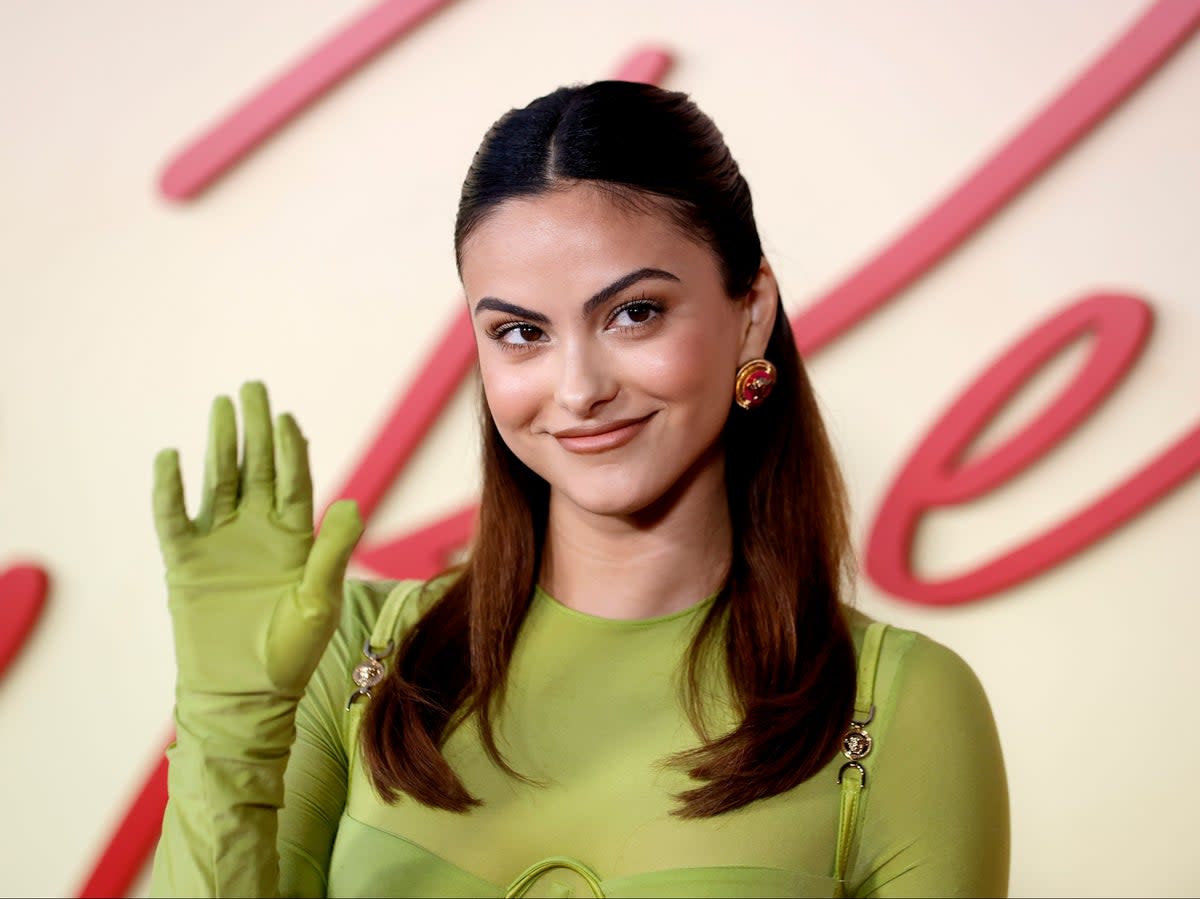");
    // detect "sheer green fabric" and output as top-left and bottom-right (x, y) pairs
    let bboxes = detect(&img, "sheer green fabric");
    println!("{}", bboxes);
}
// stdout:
(150, 578), (1009, 898)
